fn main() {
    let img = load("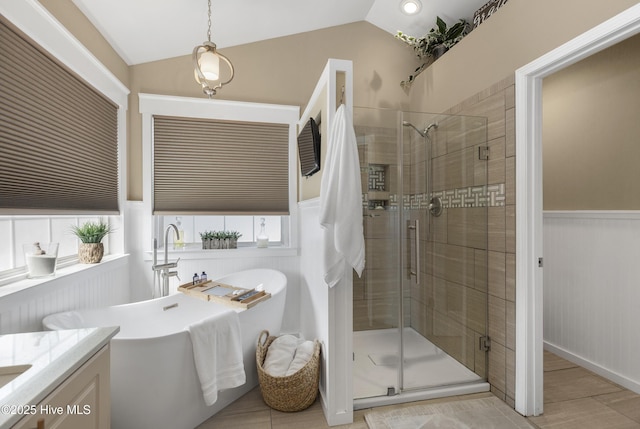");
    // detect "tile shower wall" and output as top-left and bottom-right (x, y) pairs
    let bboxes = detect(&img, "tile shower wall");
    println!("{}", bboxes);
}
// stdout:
(354, 126), (400, 331)
(441, 75), (516, 406)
